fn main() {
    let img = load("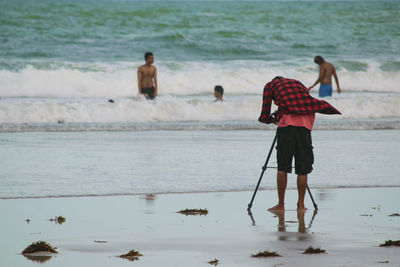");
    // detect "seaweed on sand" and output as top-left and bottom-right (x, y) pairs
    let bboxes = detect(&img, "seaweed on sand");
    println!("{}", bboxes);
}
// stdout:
(22, 241), (58, 254)
(251, 251), (281, 257)
(303, 246), (326, 254)
(379, 240), (400, 247)
(208, 258), (219, 265)
(178, 209), (208, 216)
(119, 250), (143, 261)
(49, 216), (66, 224)
(21, 241), (57, 263)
